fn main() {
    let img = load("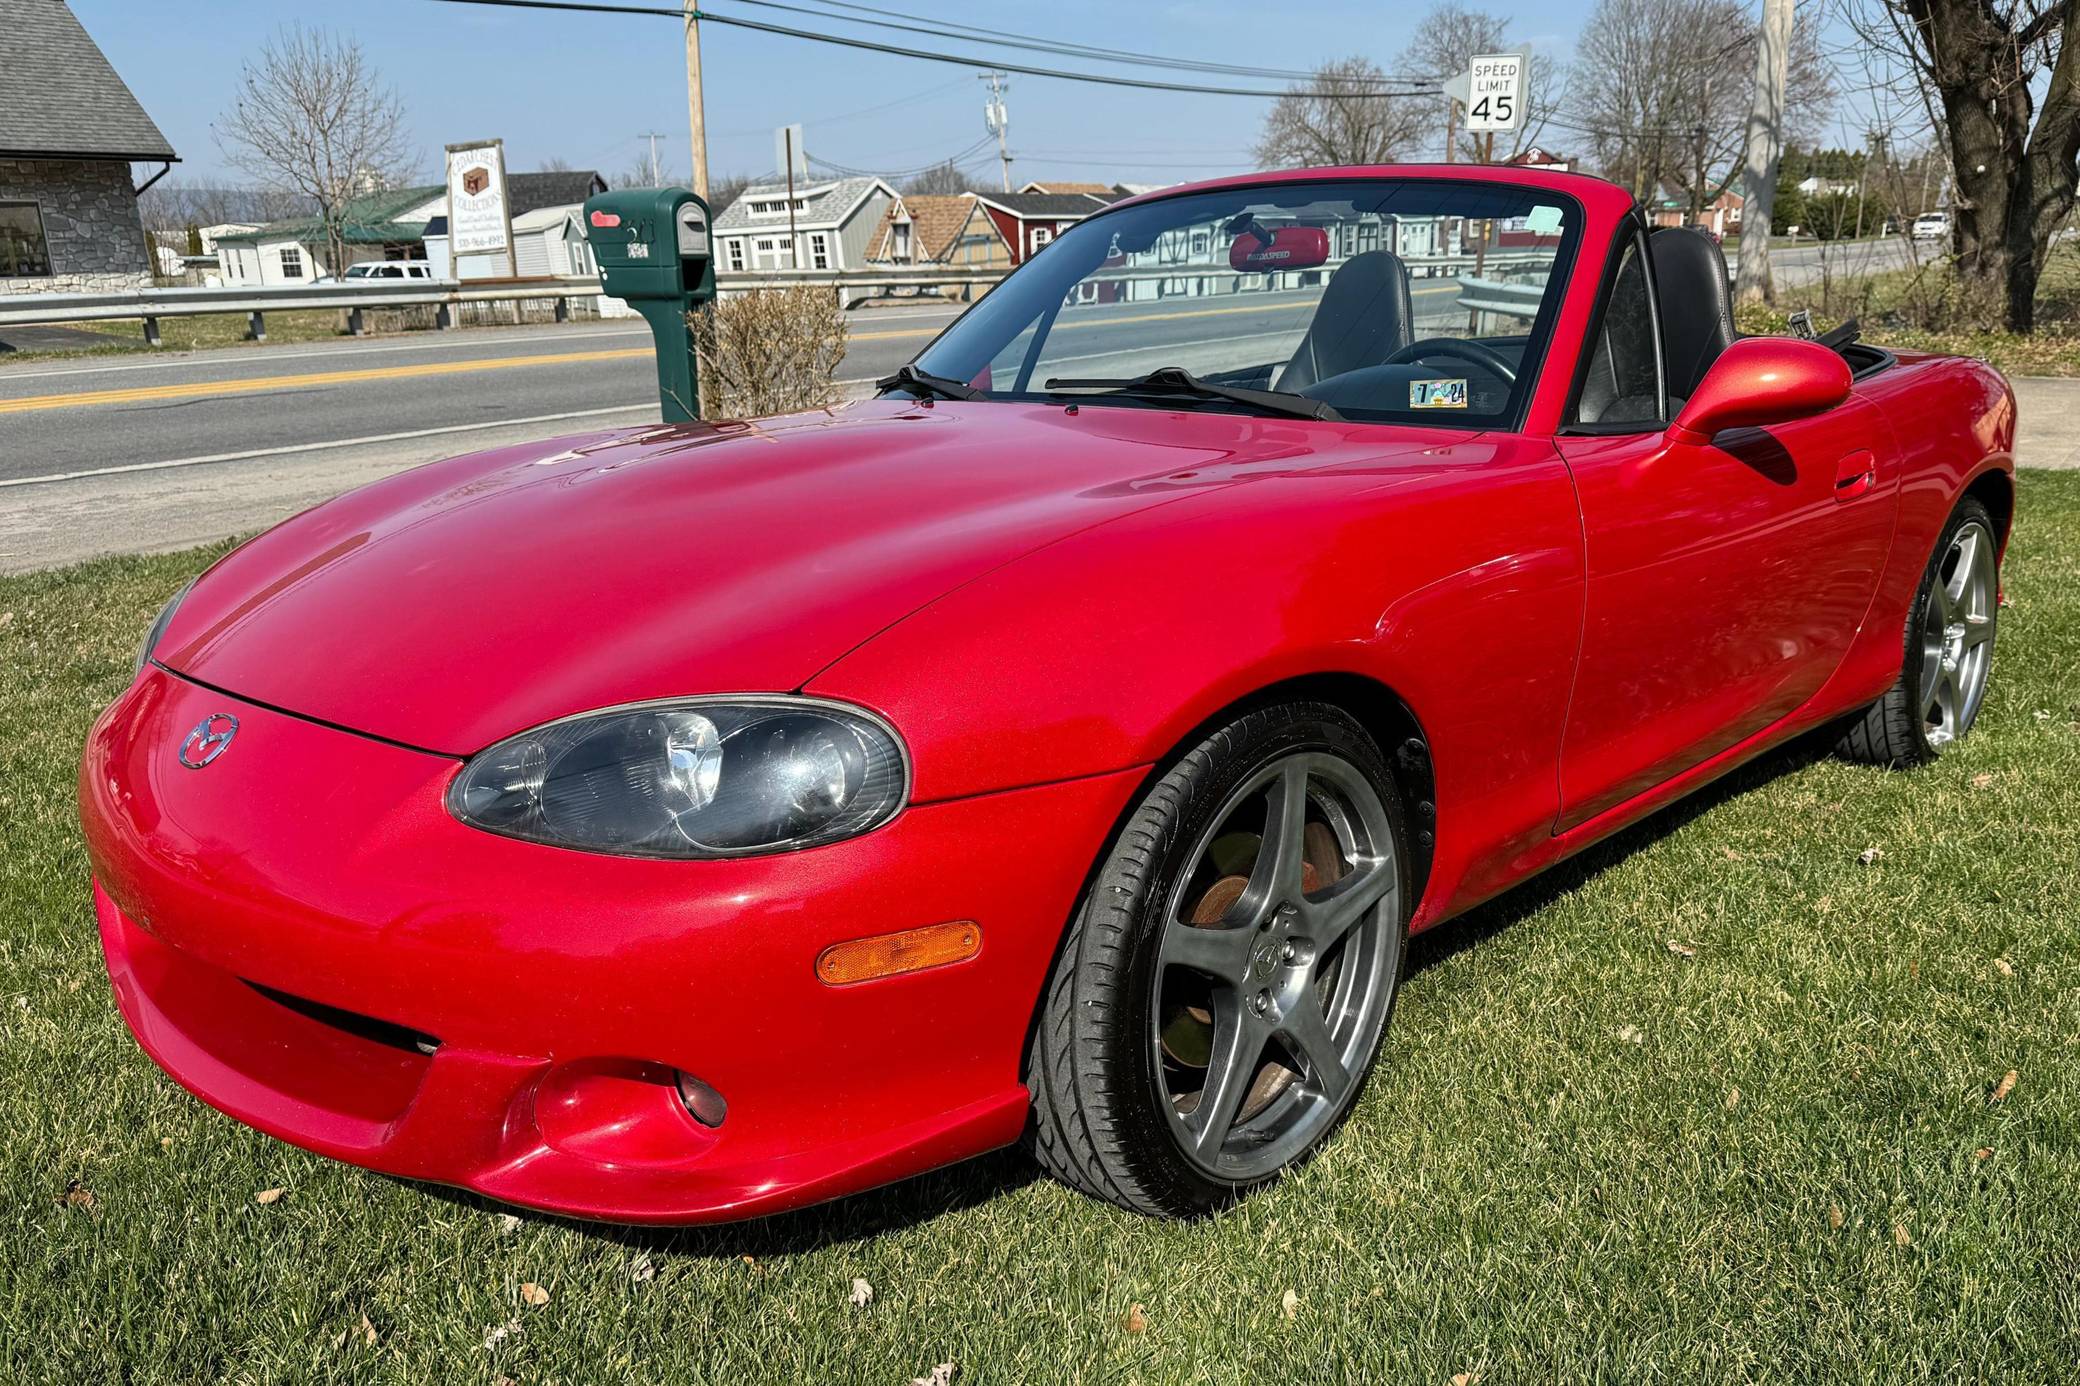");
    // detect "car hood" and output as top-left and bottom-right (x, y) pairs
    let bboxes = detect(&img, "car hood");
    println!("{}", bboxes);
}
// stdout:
(159, 400), (1435, 754)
